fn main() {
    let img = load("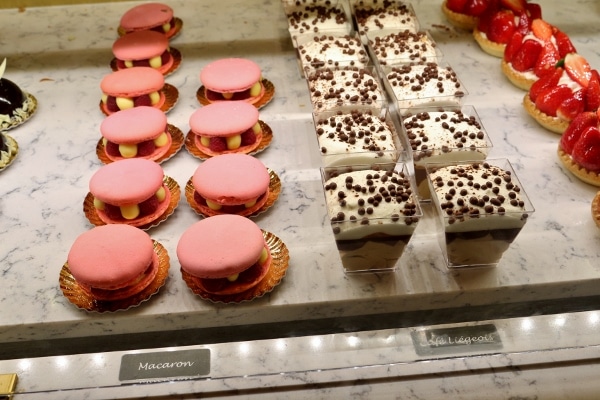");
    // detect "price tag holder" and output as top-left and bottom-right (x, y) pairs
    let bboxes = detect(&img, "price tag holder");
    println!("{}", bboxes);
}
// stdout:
(411, 324), (502, 356)
(119, 349), (210, 383)
(0, 373), (17, 400)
